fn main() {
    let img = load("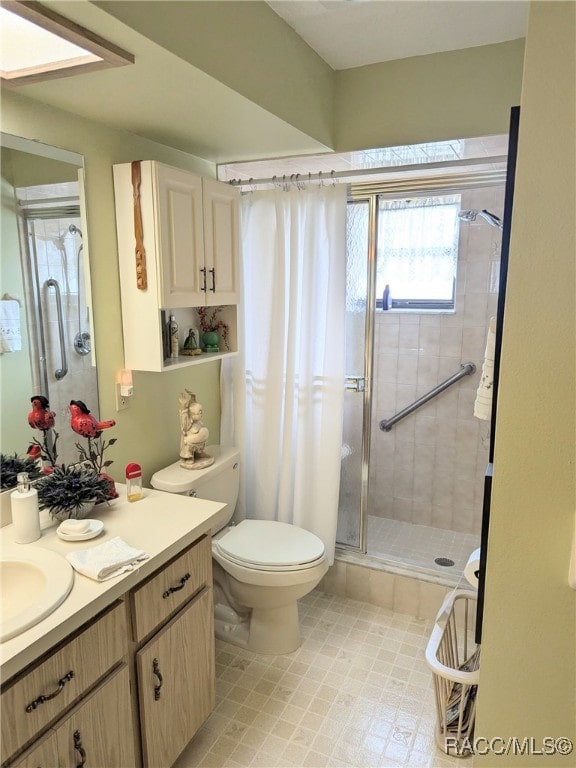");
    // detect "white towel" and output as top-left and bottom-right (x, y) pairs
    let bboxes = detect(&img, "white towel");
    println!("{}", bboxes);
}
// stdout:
(0, 299), (22, 353)
(474, 316), (496, 420)
(66, 536), (149, 581)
